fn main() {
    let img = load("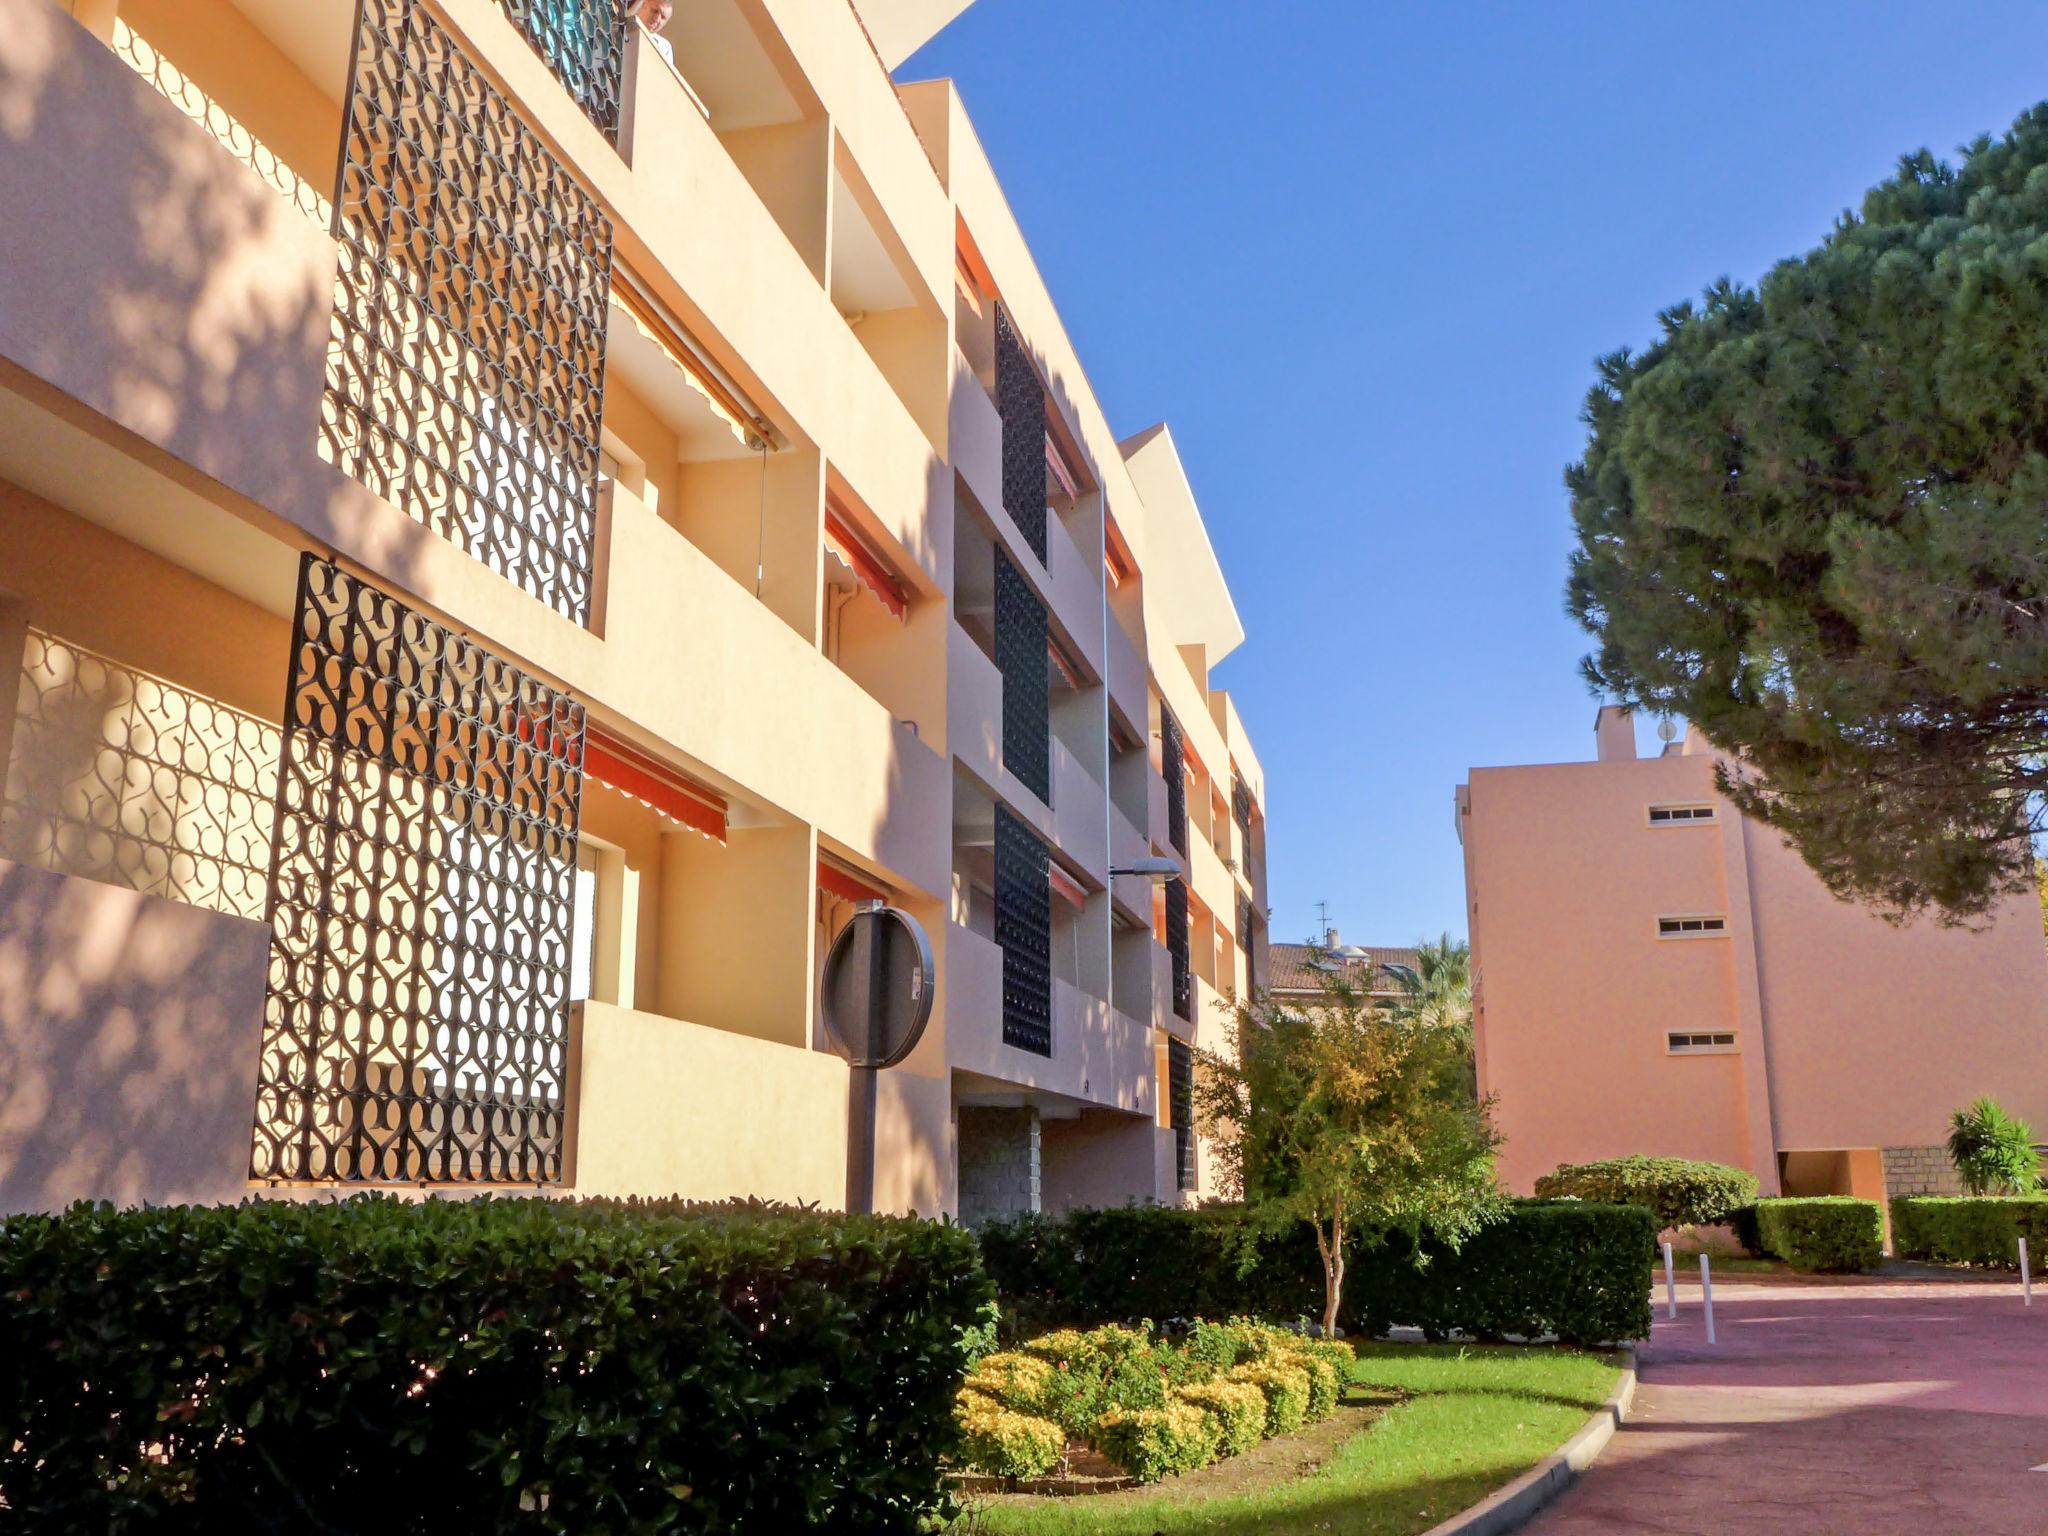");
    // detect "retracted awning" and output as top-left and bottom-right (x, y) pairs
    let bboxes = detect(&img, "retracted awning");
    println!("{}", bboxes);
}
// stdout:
(582, 728), (727, 842)
(817, 857), (888, 905)
(610, 279), (769, 450)
(824, 506), (908, 620)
